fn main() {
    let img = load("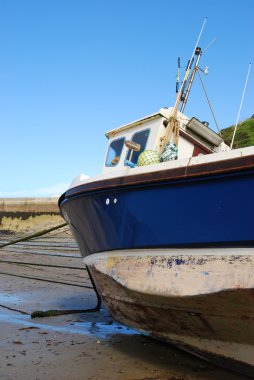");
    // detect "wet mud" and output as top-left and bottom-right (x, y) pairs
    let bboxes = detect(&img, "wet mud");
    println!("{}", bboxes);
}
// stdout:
(0, 223), (248, 379)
